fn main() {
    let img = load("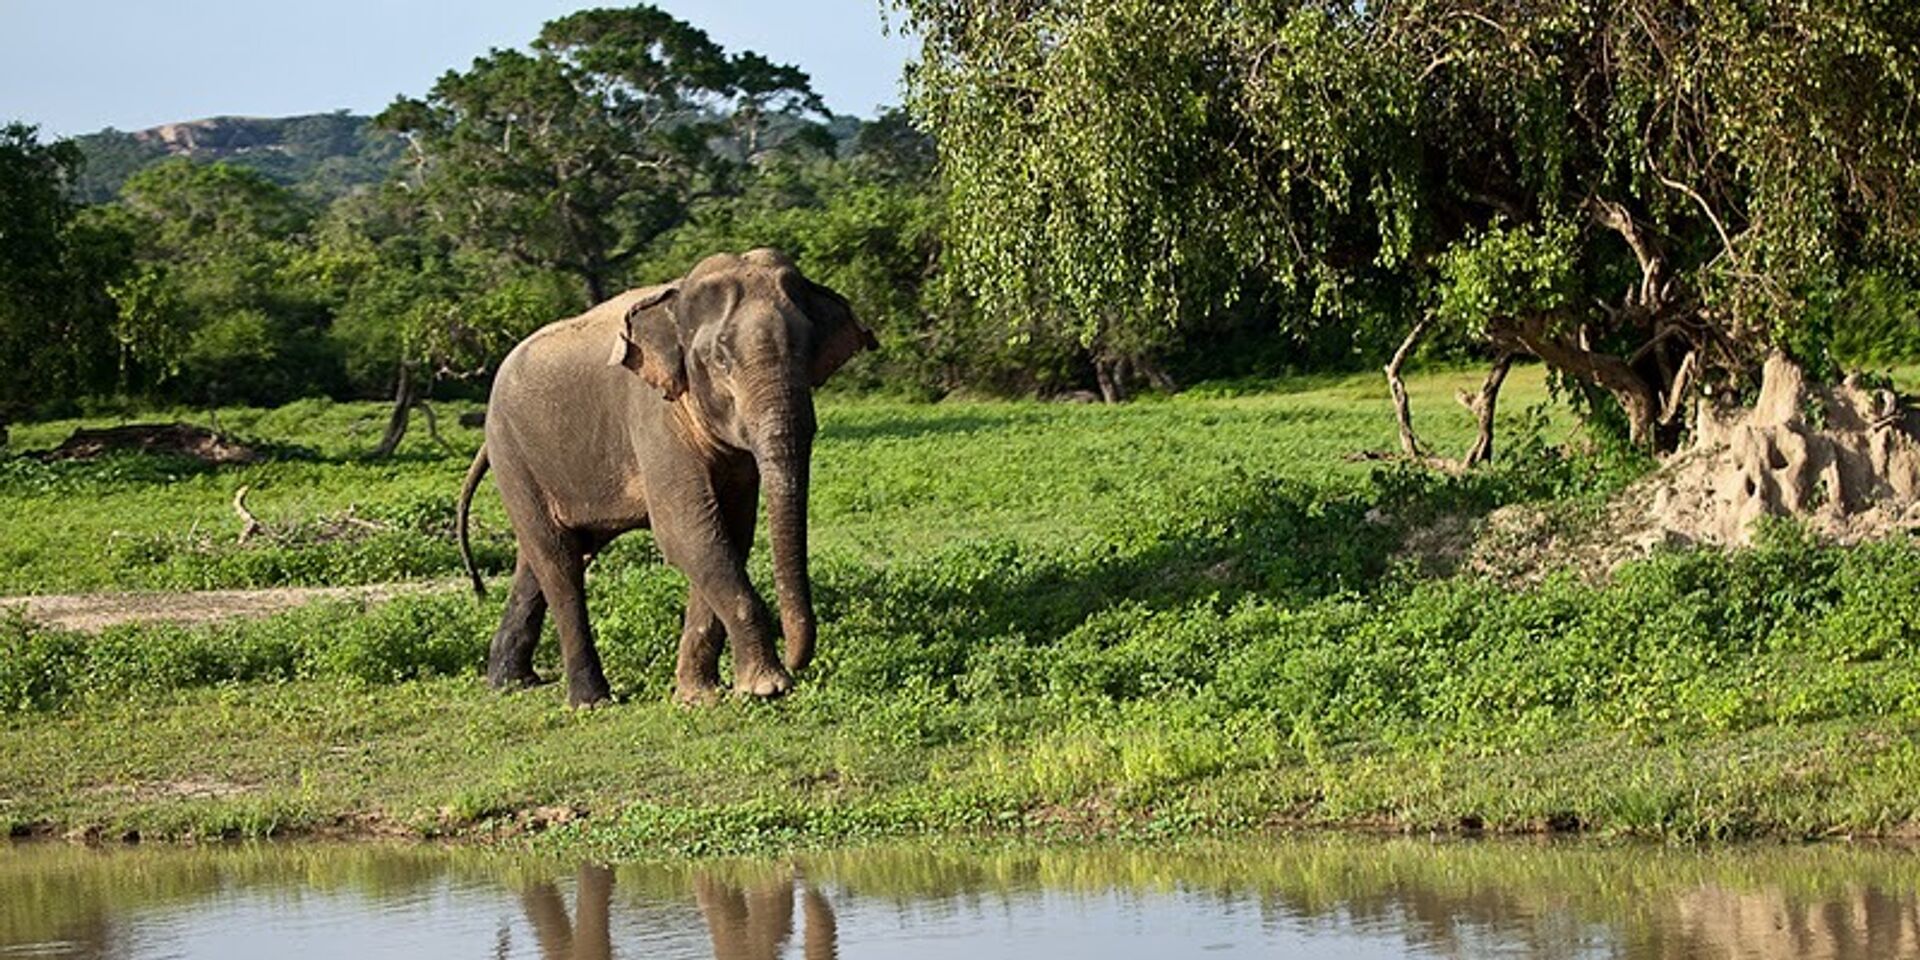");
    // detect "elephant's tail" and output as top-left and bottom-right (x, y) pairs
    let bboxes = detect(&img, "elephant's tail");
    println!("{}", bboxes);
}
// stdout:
(457, 444), (490, 600)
